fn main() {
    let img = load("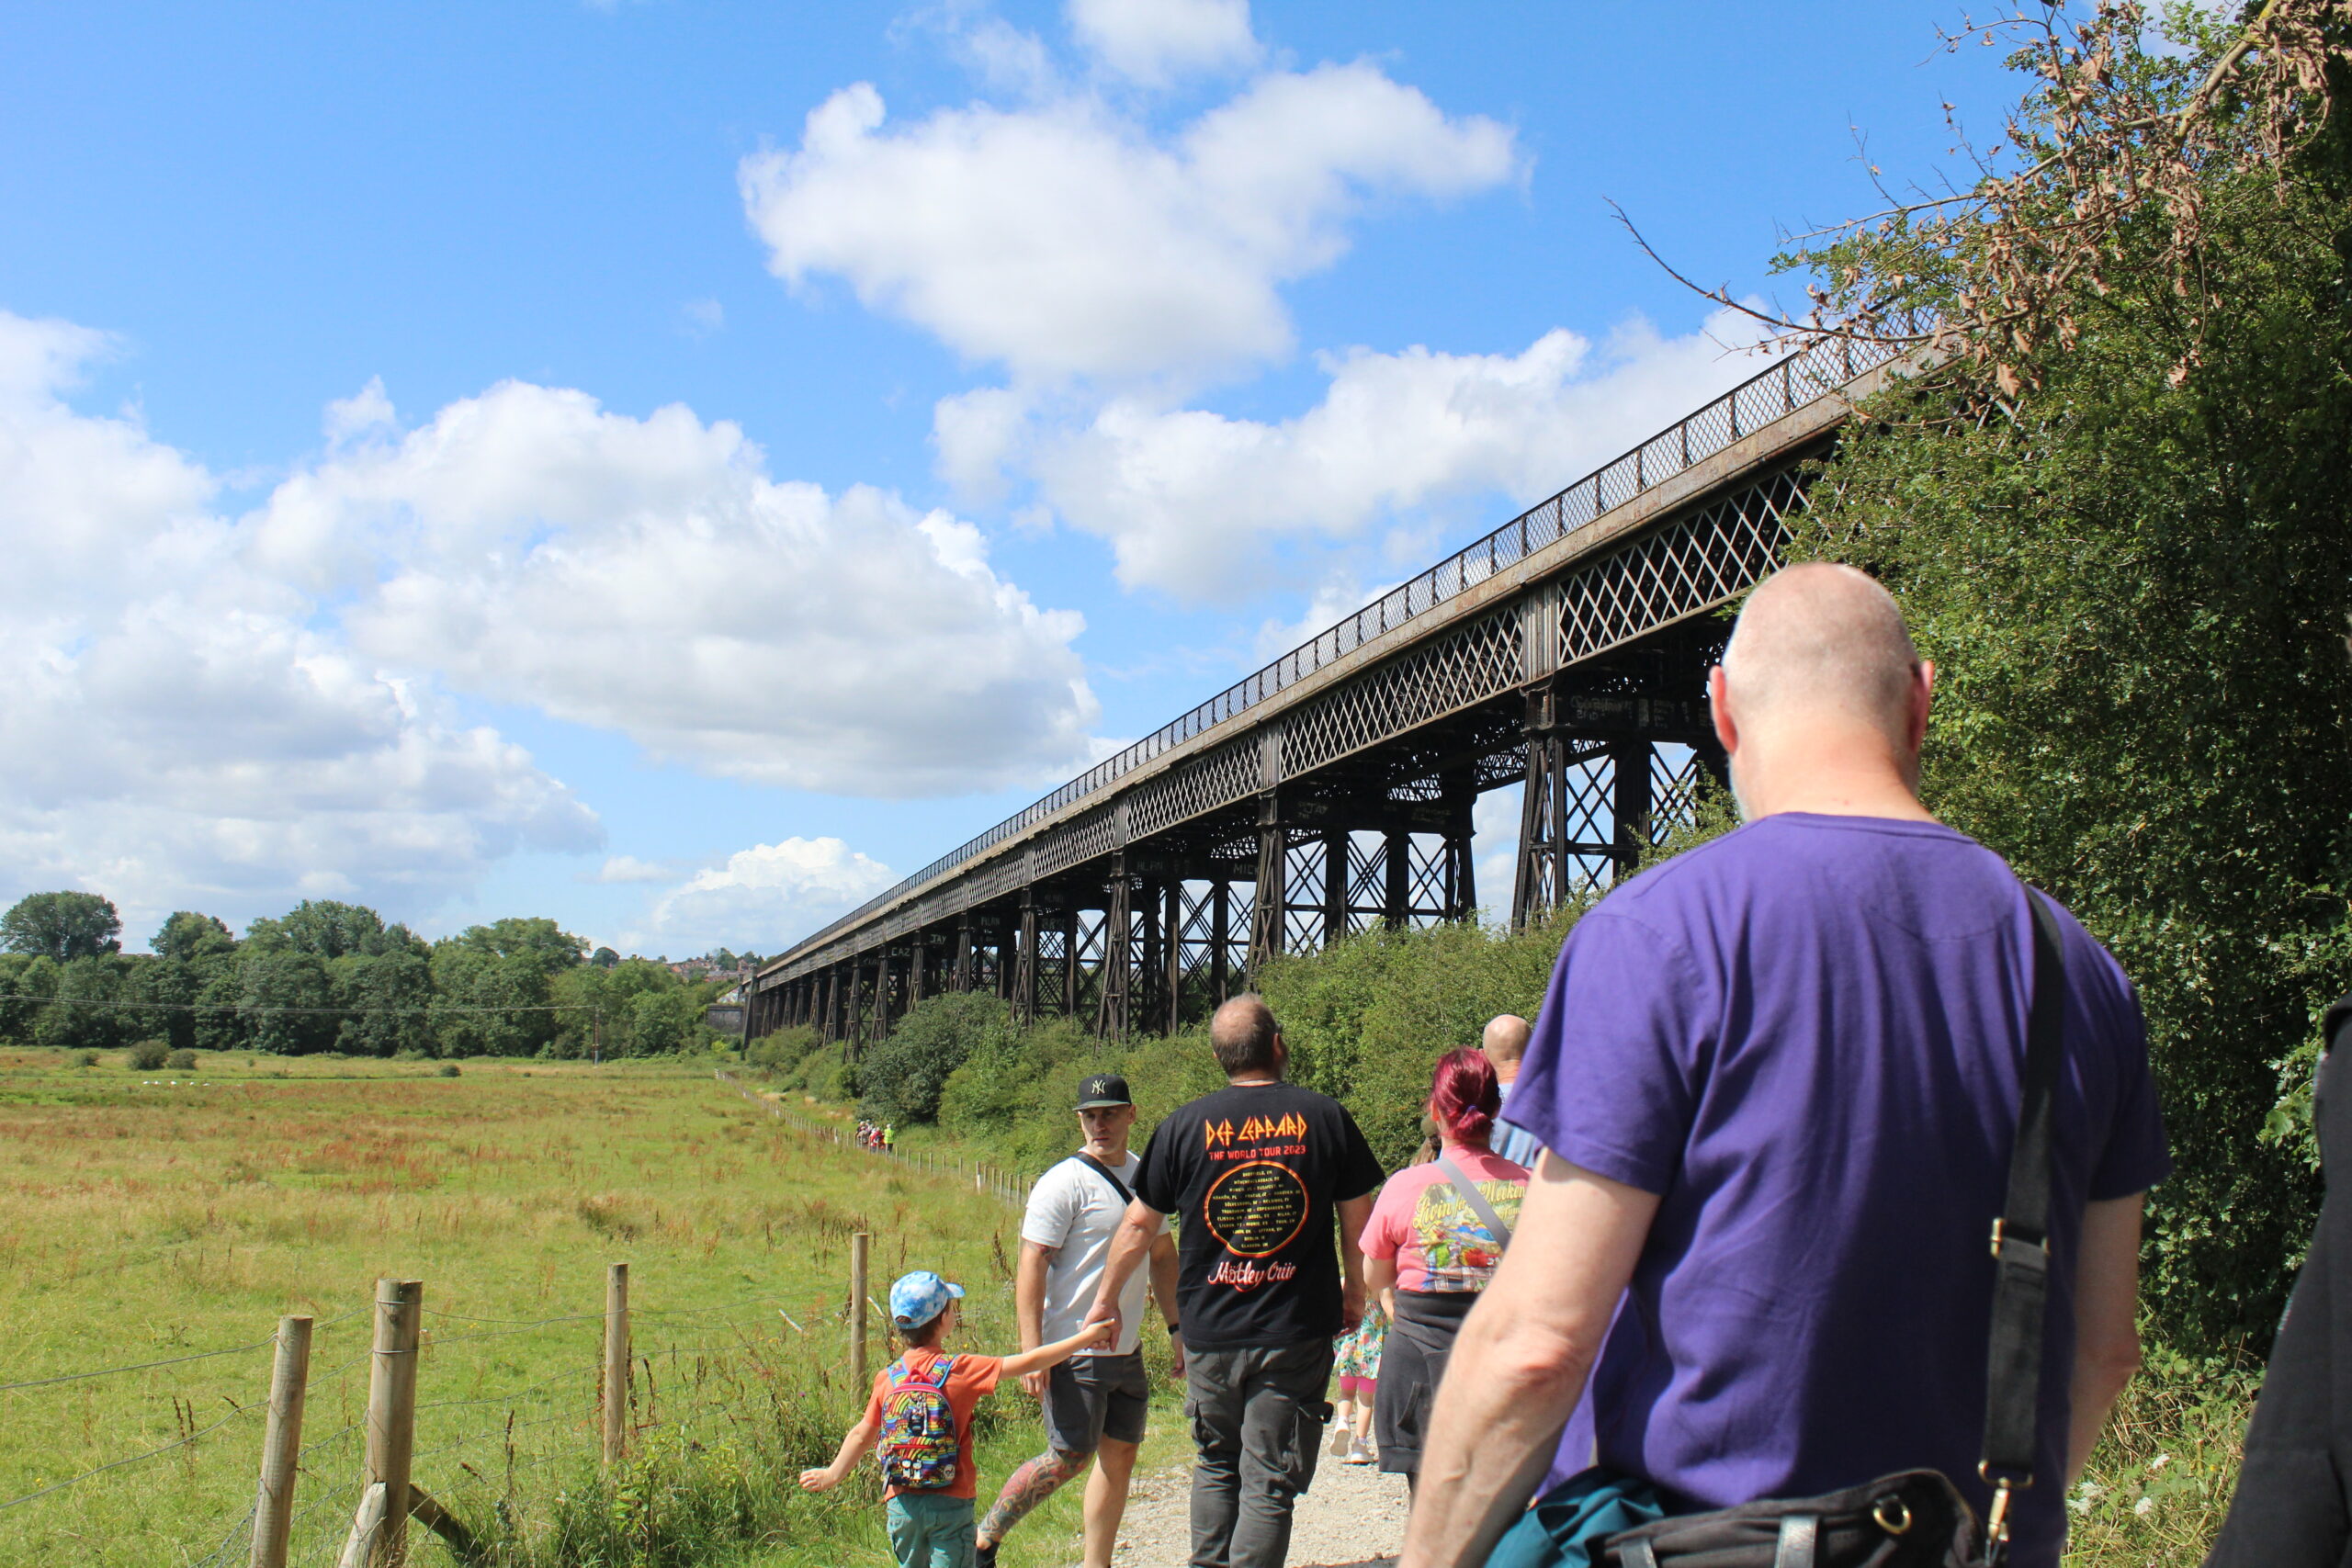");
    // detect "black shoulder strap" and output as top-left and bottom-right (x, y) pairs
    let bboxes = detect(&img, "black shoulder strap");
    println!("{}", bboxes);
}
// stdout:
(1980, 888), (2067, 1499)
(1069, 1151), (1134, 1207)
(1433, 1153), (1514, 1252)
